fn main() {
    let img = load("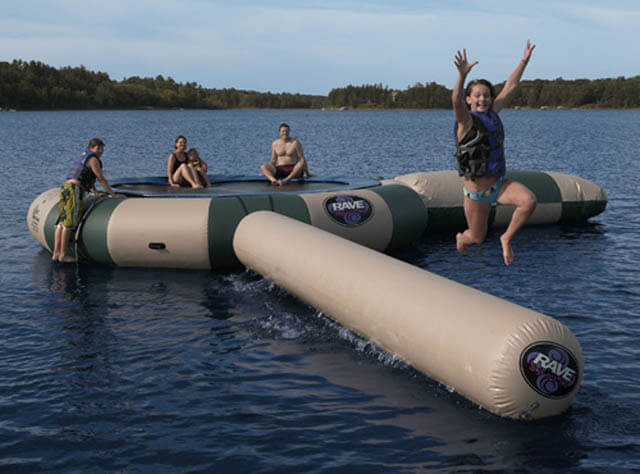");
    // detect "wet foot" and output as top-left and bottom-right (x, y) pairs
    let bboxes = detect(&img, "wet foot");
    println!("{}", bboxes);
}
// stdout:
(59, 255), (78, 263)
(500, 234), (514, 266)
(456, 232), (468, 254)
